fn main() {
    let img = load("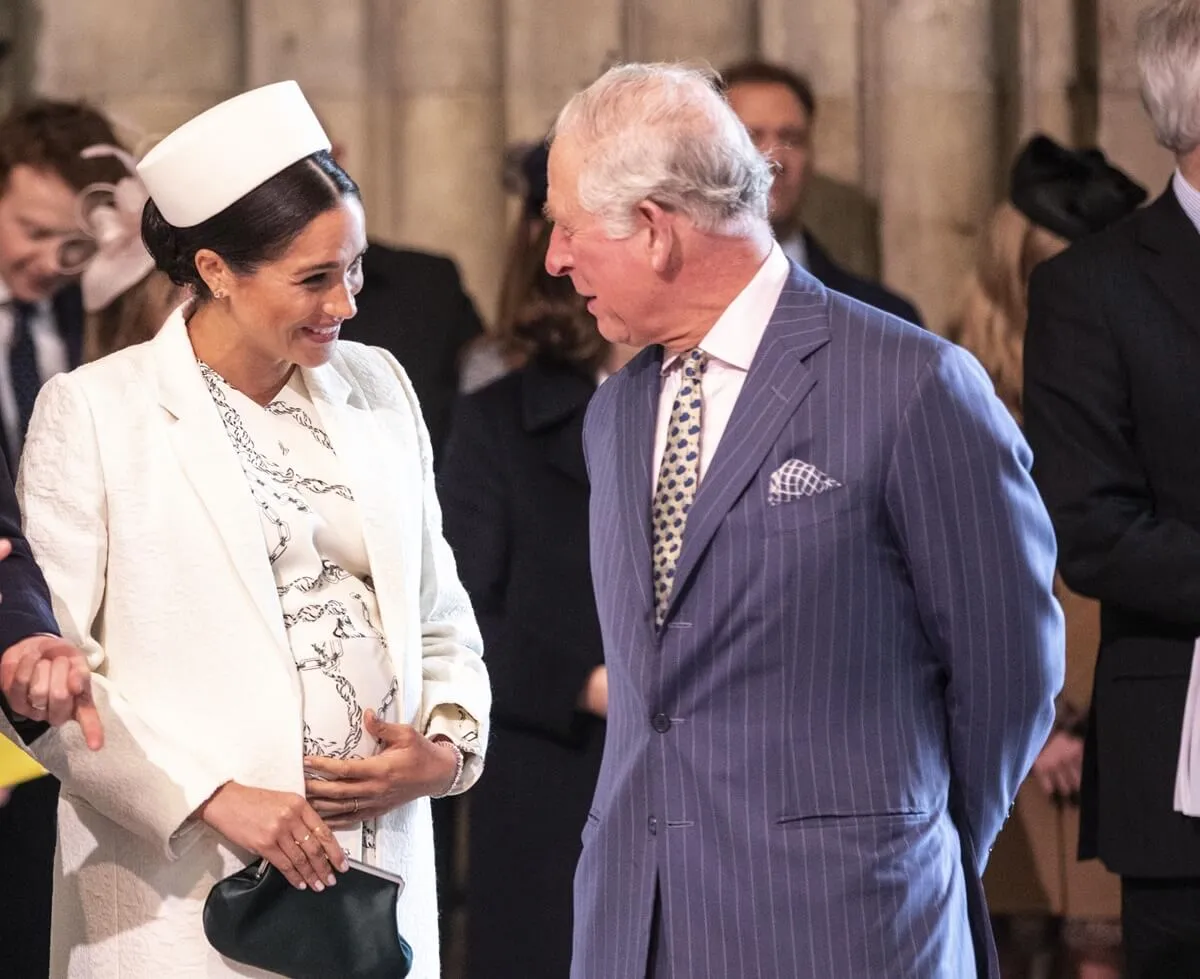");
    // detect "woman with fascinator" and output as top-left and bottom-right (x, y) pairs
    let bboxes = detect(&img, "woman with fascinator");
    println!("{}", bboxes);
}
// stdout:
(948, 134), (1146, 979)
(10, 81), (489, 977)
(64, 144), (182, 359)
